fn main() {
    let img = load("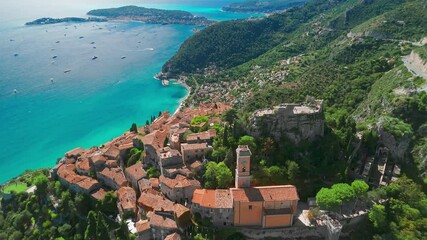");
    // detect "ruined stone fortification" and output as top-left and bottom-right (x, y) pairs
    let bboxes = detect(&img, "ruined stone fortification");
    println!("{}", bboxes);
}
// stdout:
(248, 98), (325, 144)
